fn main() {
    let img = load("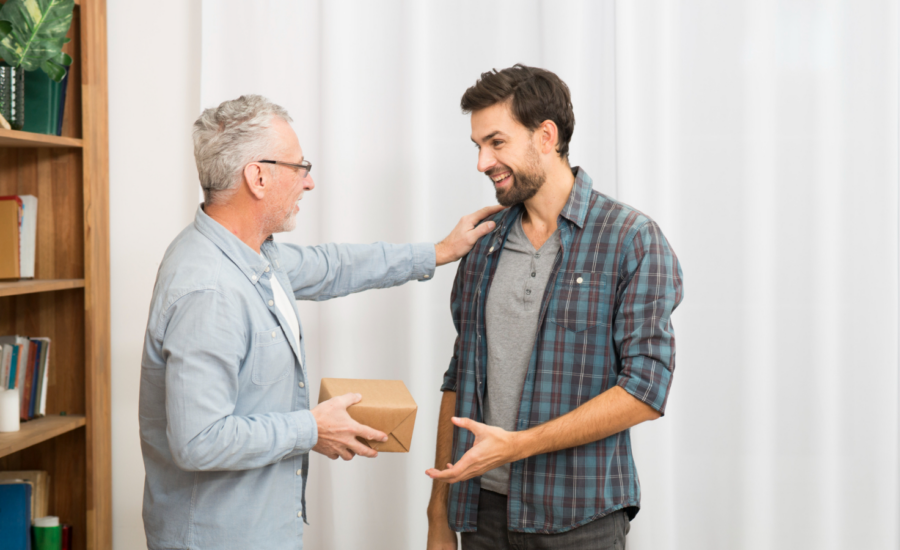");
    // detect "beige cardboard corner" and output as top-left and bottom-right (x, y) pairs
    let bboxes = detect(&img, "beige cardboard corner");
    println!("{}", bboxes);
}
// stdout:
(318, 378), (418, 453)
